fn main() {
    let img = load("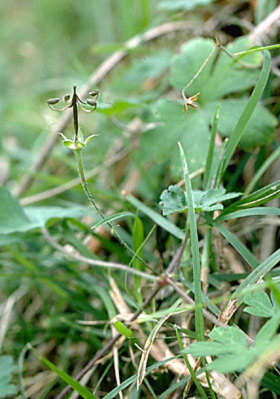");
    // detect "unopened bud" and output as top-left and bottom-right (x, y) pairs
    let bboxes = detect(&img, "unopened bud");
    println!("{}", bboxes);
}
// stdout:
(47, 98), (60, 105)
